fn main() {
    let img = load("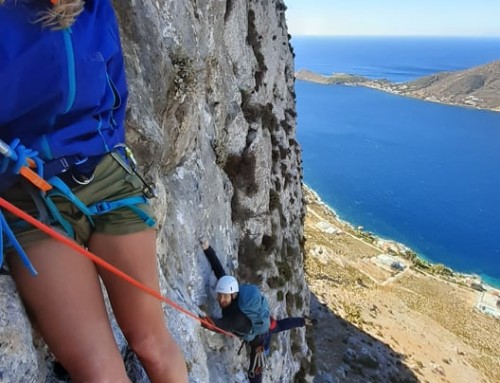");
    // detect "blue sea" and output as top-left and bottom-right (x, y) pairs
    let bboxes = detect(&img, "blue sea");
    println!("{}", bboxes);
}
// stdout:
(293, 37), (500, 287)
